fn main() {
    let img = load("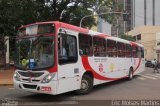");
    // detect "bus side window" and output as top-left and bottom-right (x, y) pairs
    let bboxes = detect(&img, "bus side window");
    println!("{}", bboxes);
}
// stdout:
(126, 44), (132, 58)
(93, 37), (106, 57)
(78, 33), (93, 56)
(132, 46), (137, 58)
(107, 39), (117, 57)
(137, 47), (142, 58)
(117, 42), (126, 57)
(141, 47), (144, 58)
